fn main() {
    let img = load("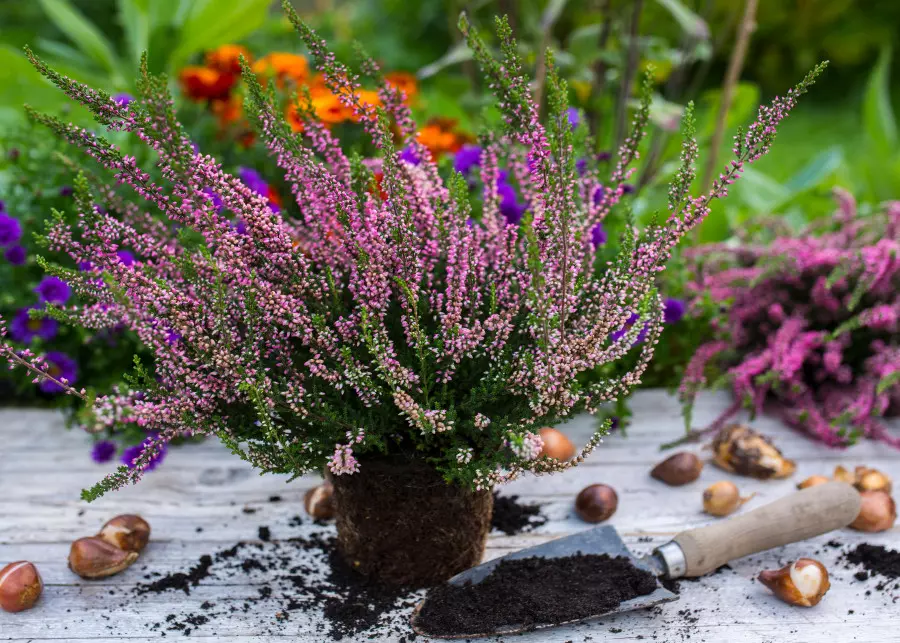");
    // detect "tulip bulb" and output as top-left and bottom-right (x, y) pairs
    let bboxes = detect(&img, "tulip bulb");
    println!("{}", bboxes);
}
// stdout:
(68, 536), (139, 579)
(98, 514), (151, 553)
(758, 558), (830, 607)
(575, 484), (618, 523)
(796, 475), (830, 490)
(538, 427), (576, 461)
(651, 452), (703, 486)
(702, 481), (754, 517)
(832, 465), (854, 484)
(0, 561), (43, 613)
(850, 490), (896, 532)
(304, 482), (335, 520)
(711, 424), (795, 479)
(853, 467), (892, 494)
